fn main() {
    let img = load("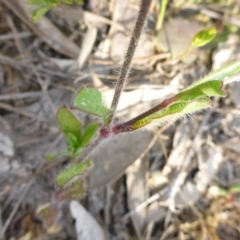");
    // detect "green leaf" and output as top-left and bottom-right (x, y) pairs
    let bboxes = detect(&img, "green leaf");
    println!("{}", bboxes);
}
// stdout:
(28, 0), (58, 5)
(129, 98), (212, 130)
(80, 122), (98, 147)
(176, 80), (225, 102)
(66, 133), (79, 152)
(31, 6), (52, 22)
(56, 159), (92, 187)
(72, 86), (112, 119)
(192, 27), (217, 47)
(57, 106), (82, 141)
